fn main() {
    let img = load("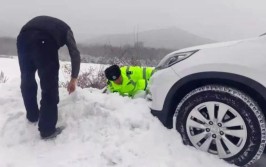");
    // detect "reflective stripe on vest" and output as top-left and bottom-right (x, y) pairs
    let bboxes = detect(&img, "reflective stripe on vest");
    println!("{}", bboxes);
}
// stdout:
(143, 67), (147, 80)
(127, 80), (136, 87)
(126, 66), (131, 79)
(143, 67), (147, 90)
(126, 66), (137, 89)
